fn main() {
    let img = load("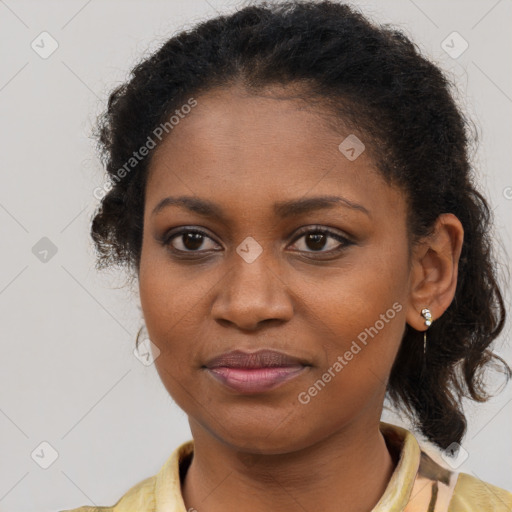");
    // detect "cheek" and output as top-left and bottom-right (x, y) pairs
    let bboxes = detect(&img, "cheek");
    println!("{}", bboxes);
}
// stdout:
(301, 256), (405, 336)
(138, 256), (187, 366)
(137, 253), (219, 394)
(138, 262), (201, 409)
(138, 248), (210, 335)
(295, 290), (405, 430)
(298, 248), (408, 377)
